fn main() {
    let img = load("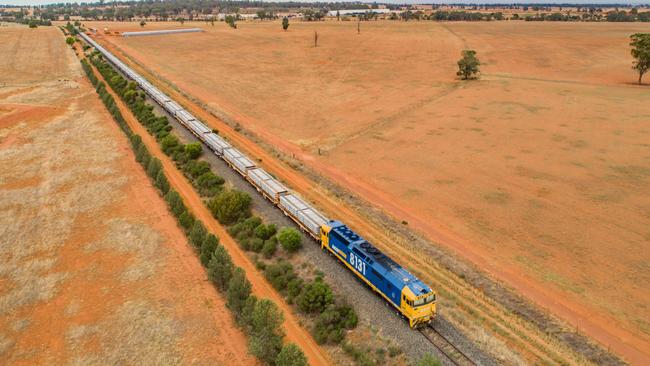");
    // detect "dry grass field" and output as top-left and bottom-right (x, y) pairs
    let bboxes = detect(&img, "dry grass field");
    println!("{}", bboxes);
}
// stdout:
(87, 20), (650, 363)
(0, 24), (253, 365)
